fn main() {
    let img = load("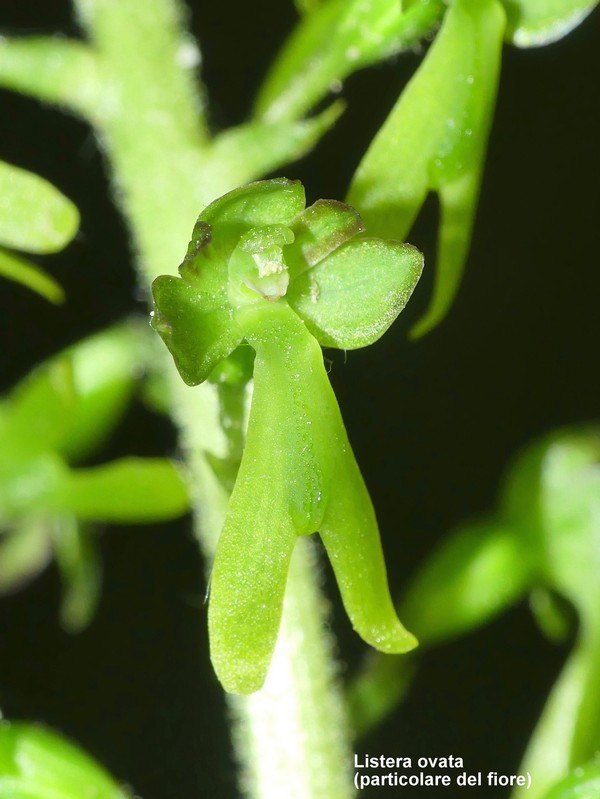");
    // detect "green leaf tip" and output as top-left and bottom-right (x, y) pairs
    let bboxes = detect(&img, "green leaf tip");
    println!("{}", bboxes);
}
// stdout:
(151, 179), (421, 692)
